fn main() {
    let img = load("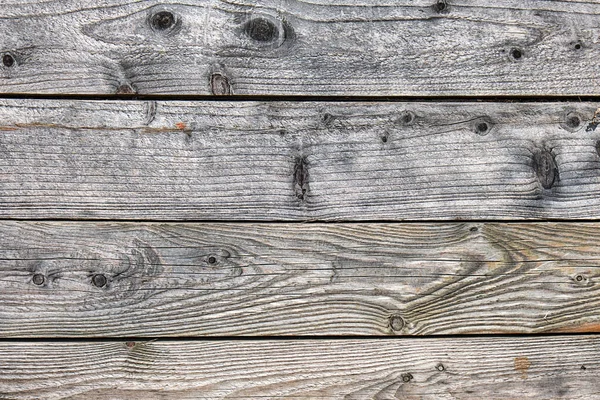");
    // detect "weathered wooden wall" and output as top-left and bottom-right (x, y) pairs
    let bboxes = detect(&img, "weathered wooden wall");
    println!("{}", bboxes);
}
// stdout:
(2, 0), (600, 398)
